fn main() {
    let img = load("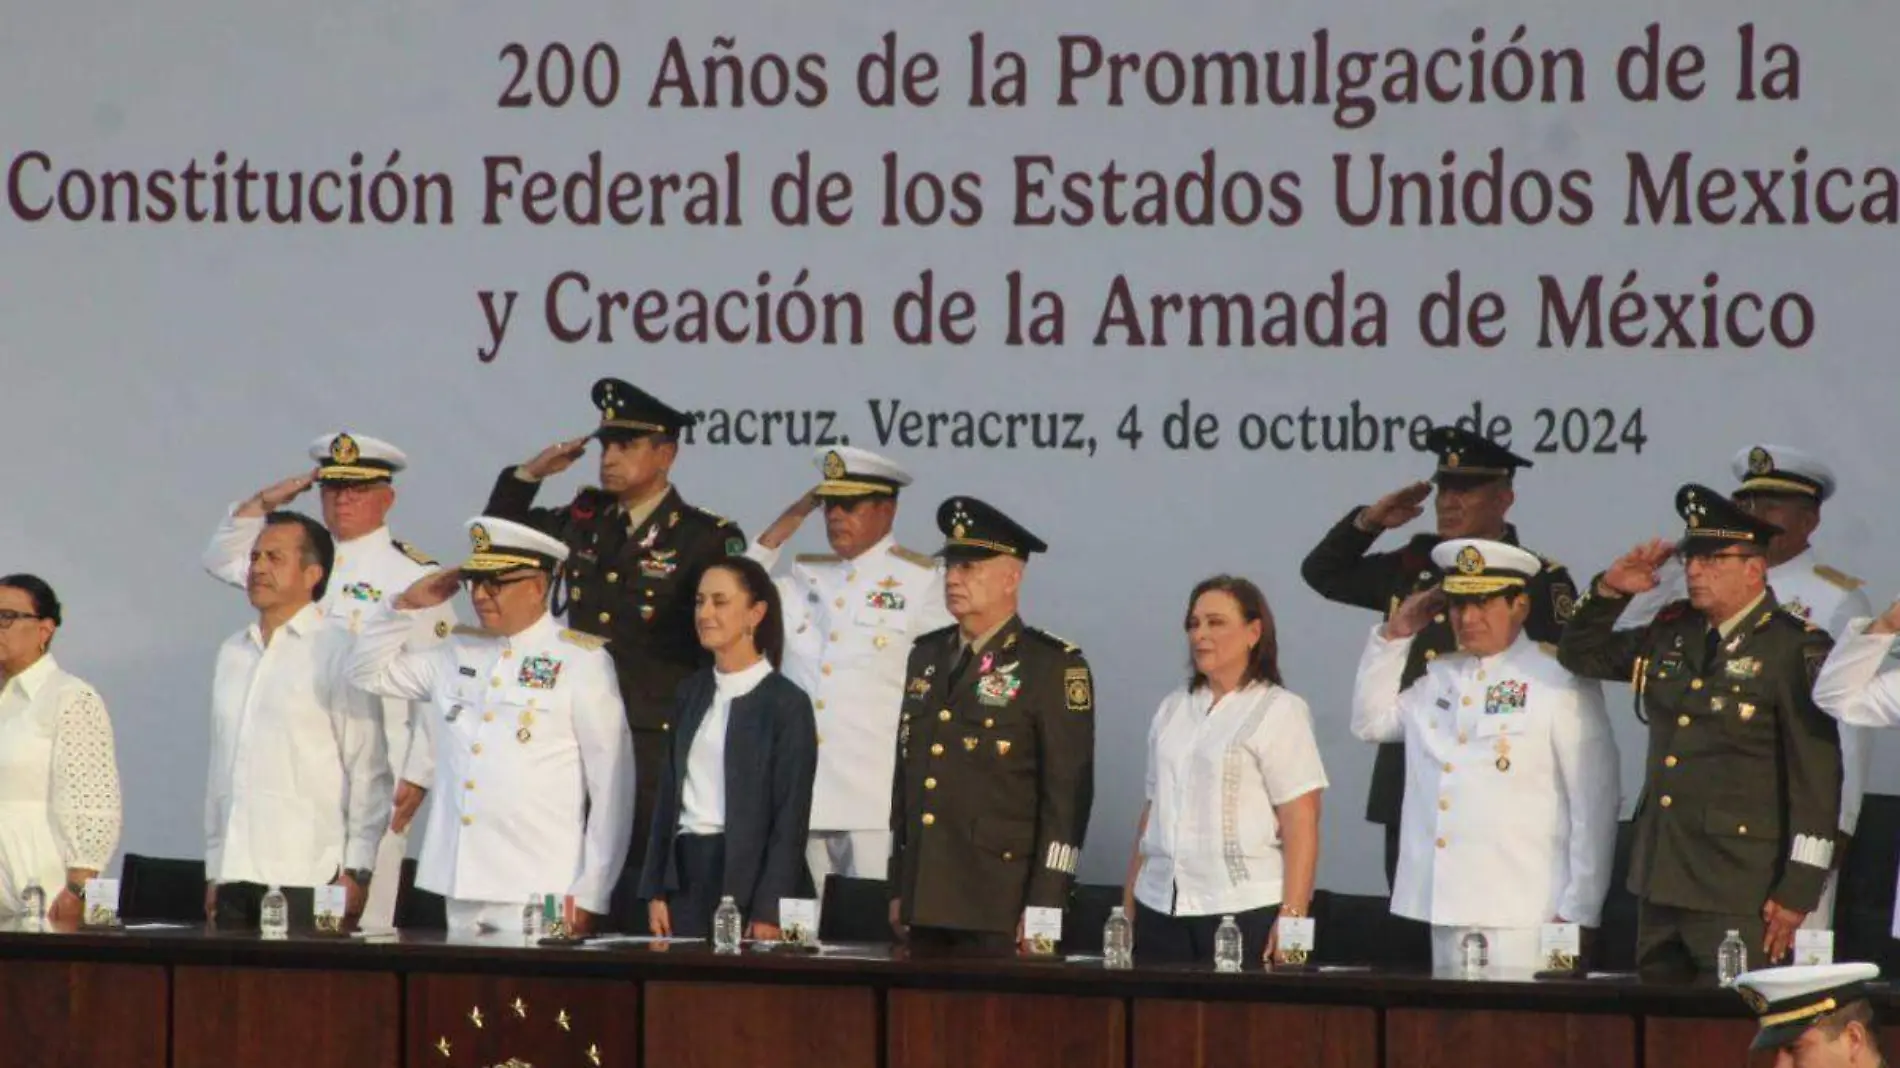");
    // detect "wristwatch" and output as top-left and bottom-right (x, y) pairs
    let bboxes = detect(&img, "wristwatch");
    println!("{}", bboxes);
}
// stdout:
(65, 878), (89, 900)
